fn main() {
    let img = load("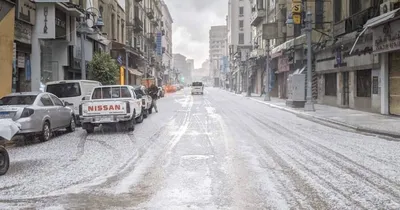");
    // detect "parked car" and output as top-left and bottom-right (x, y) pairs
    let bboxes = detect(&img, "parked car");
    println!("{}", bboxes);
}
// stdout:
(191, 82), (204, 95)
(132, 85), (153, 117)
(0, 92), (76, 142)
(45, 80), (102, 125)
(79, 85), (143, 133)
